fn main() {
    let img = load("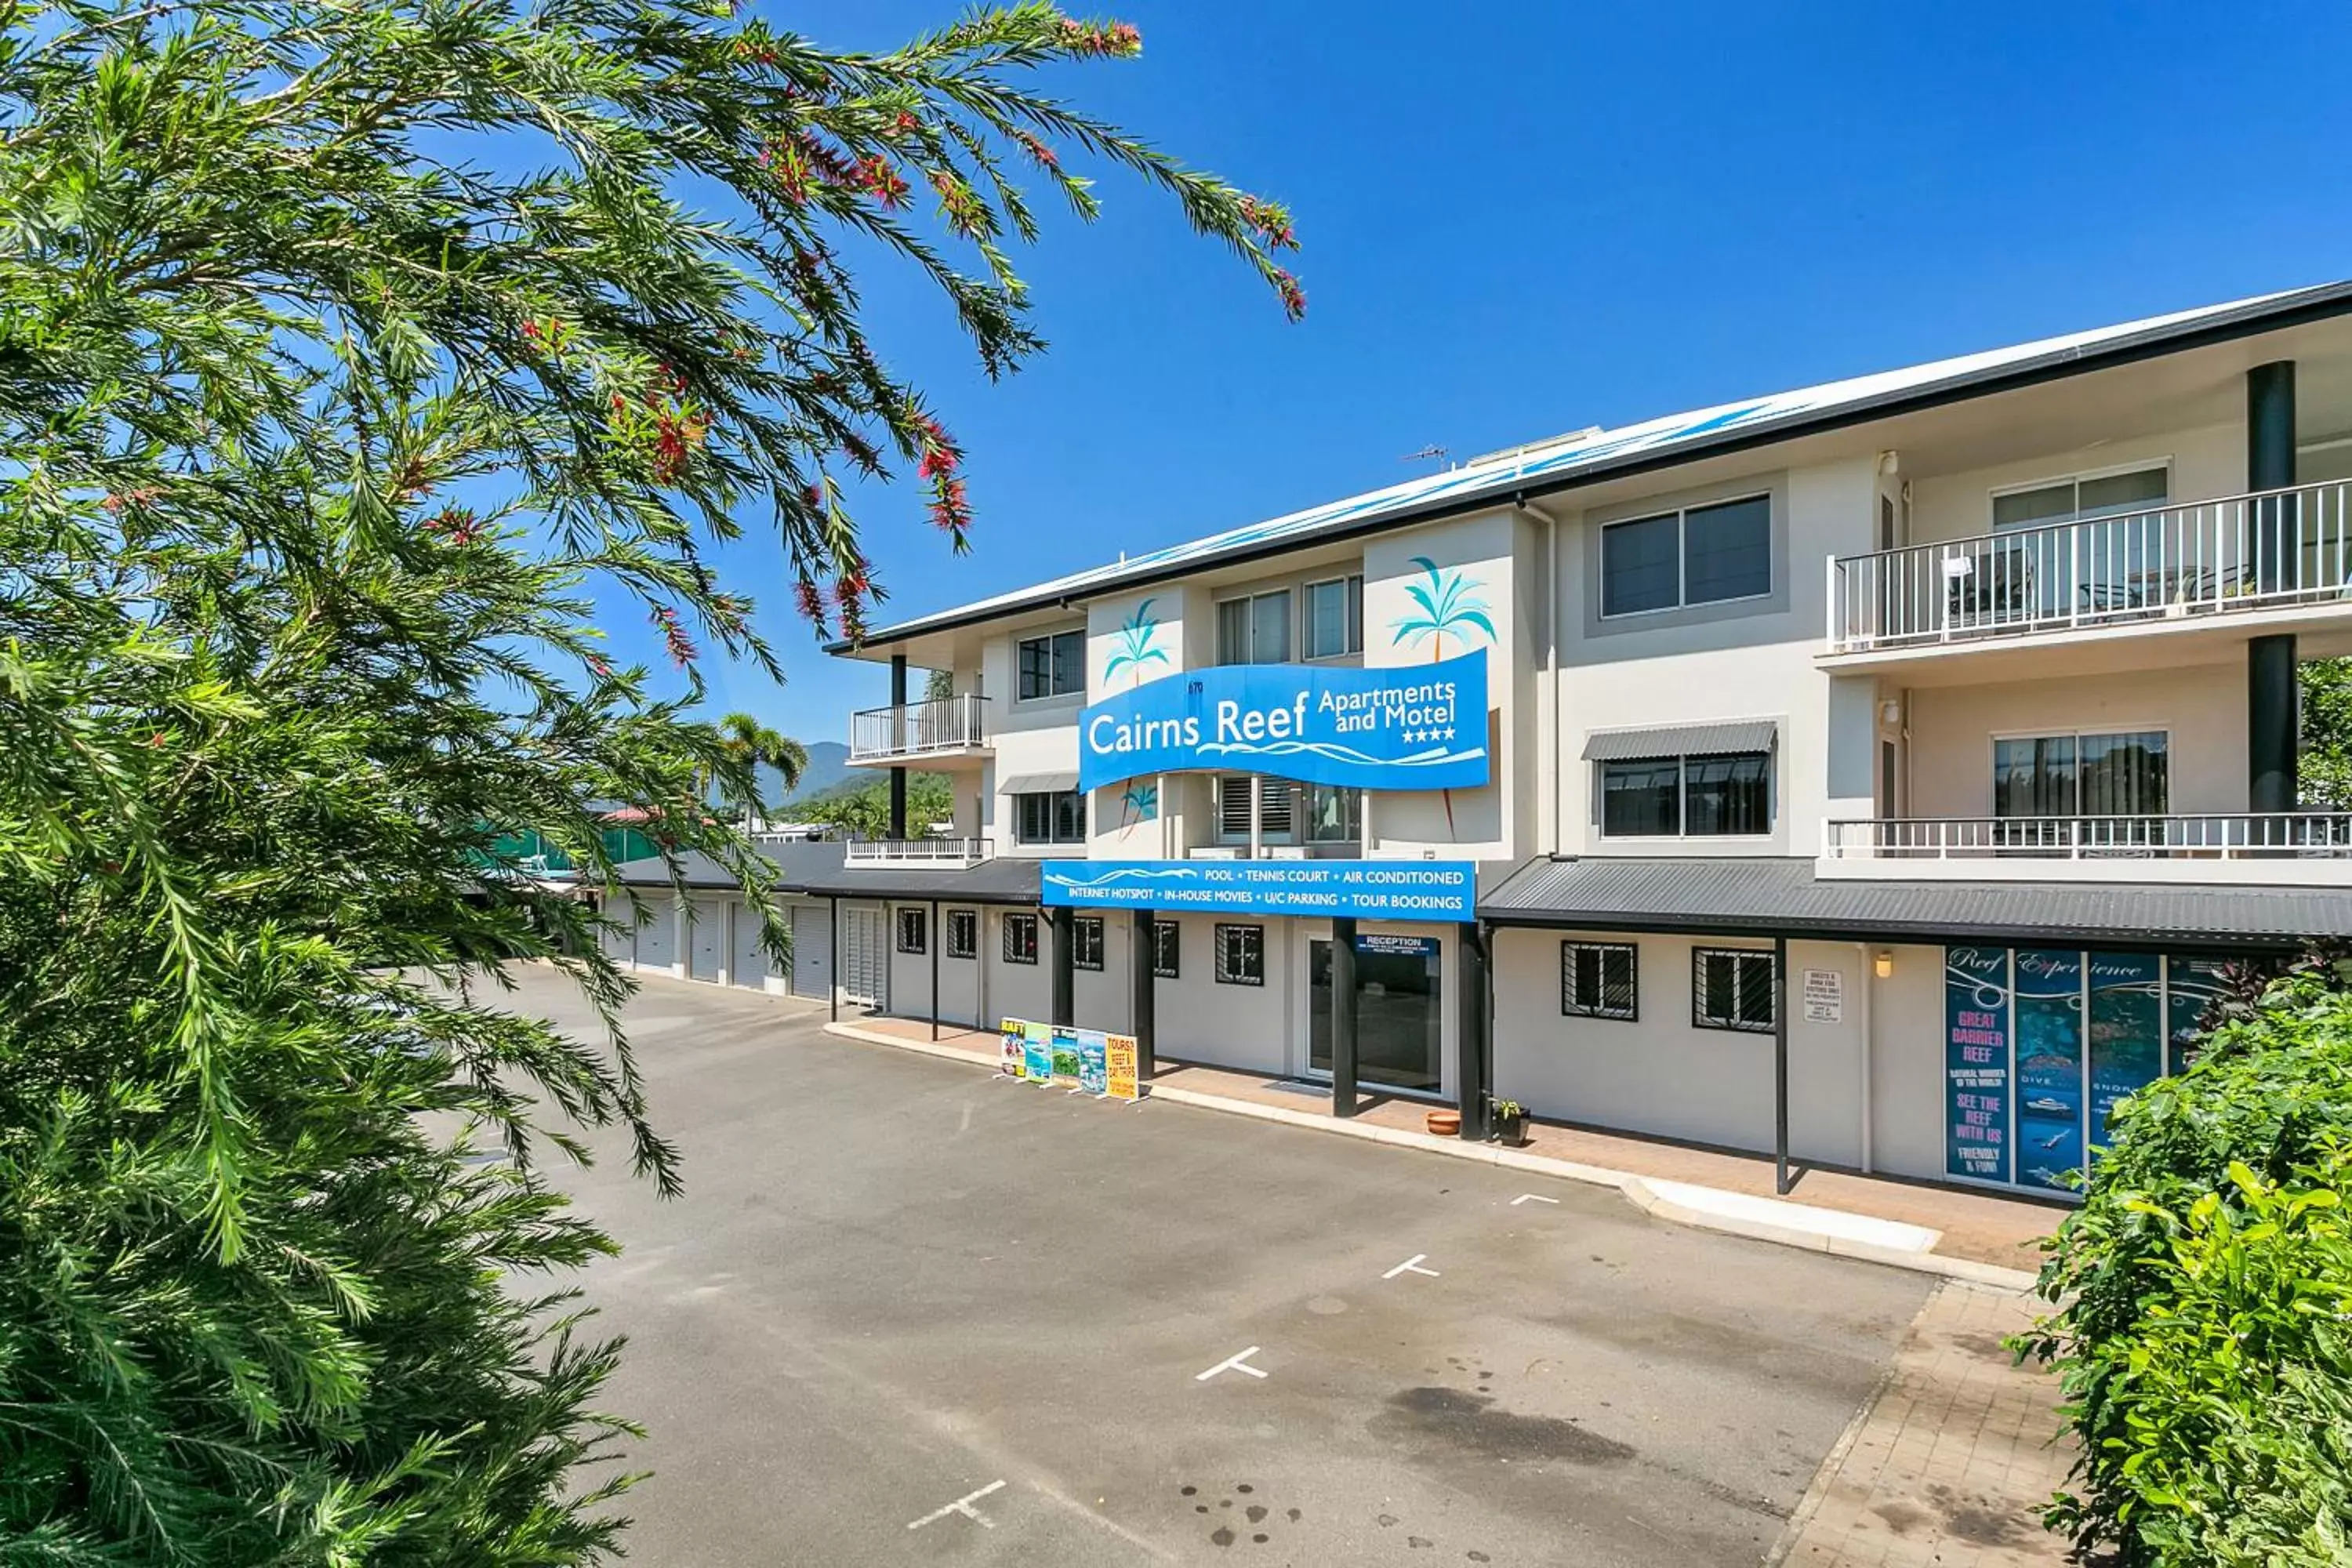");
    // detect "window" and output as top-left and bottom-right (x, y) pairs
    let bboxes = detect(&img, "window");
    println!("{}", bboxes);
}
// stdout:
(1693, 947), (1776, 1033)
(1216, 590), (1292, 663)
(895, 907), (927, 955)
(1992, 465), (2168, 532)
(1002, 912), (1038, 964)
(1985, 466), (2170, 620)
(1015, 628), (1085, 701)
(946, 909), (978, 960)
(1600, 751), (1771, 837)
(1305, 575), (1365, 659)
(1214, 924), (1265, 986)
(1601, 494), (1771, 617)
(1015, 789), (1087, 844)
(1561, 942), (1637, 1021)
(1304, 782), (1362, 844)
(1073, 916), (1105, 971)
(1151, 919), (1180, 978)
(1994, 730), (2168, 840)
(1216, 775), (1295, 844)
